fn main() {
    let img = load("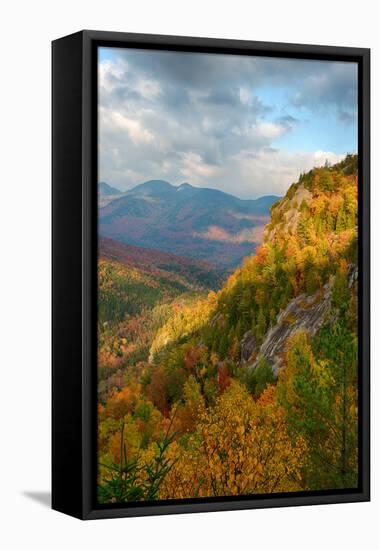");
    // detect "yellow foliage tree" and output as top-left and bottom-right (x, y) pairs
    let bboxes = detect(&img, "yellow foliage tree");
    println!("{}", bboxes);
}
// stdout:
(159, 381), (306, 499)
